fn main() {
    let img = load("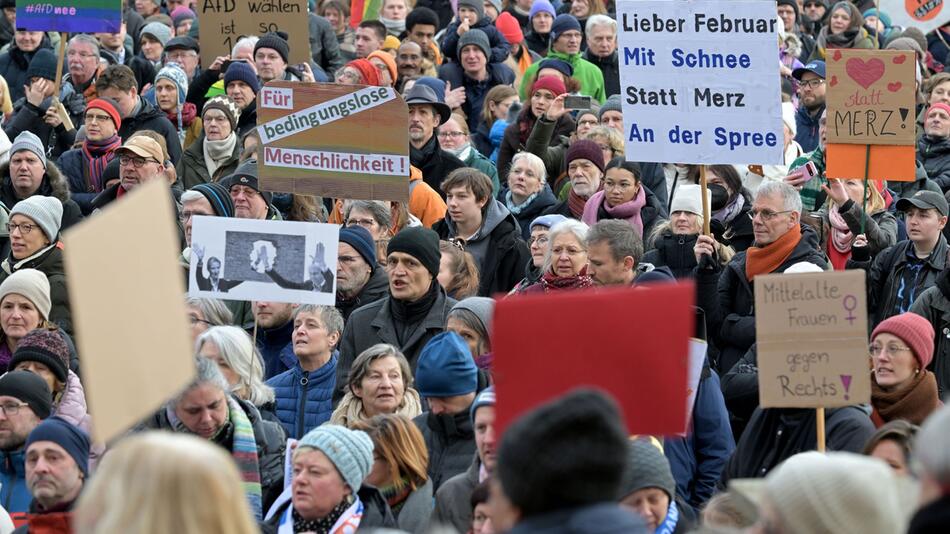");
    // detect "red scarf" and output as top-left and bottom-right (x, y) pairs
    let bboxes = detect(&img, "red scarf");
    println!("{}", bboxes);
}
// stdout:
(745, 224), (802, 281)
(539, 265), (594, 292)
(80, 135), (121, 192)
(567, 188), (588, 219)
(167, 102), (198, 127)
